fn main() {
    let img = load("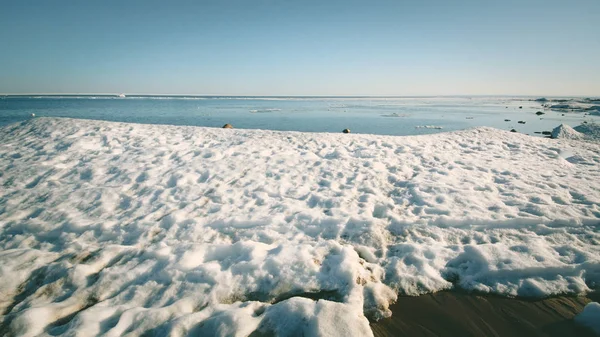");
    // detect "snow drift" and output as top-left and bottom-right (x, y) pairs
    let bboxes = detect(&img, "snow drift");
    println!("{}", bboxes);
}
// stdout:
(1, 118), (600, 336)
(576, 302), (600, 335)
